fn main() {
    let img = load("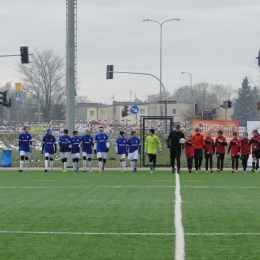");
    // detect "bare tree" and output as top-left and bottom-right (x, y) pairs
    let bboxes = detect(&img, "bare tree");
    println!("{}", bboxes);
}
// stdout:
(17, 48), (65, 122)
